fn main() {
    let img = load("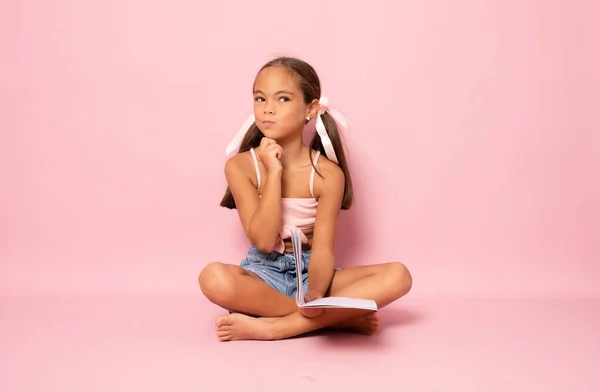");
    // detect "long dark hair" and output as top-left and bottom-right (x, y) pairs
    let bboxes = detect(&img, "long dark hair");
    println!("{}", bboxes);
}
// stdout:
(220, 57), (354, 210)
